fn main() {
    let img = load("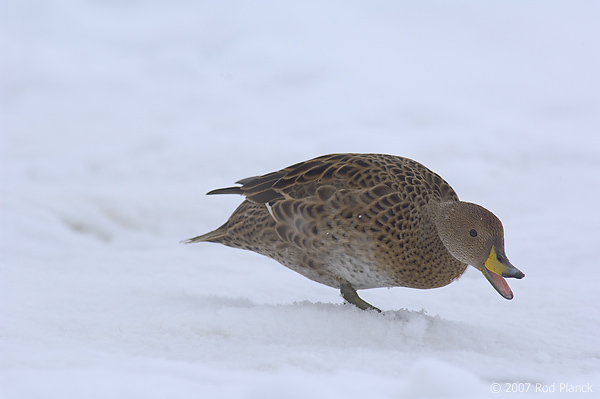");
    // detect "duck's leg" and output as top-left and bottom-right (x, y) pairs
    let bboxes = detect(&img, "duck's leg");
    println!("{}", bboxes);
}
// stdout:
(340, 283), (381, 312)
